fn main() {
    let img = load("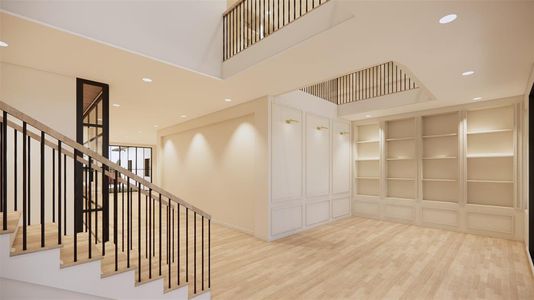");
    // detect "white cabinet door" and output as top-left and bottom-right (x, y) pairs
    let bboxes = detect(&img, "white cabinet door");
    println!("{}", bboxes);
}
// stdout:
(306, 114), (330, 197)
(332, 121), (351, 194)
(271, 104), (303, 202)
